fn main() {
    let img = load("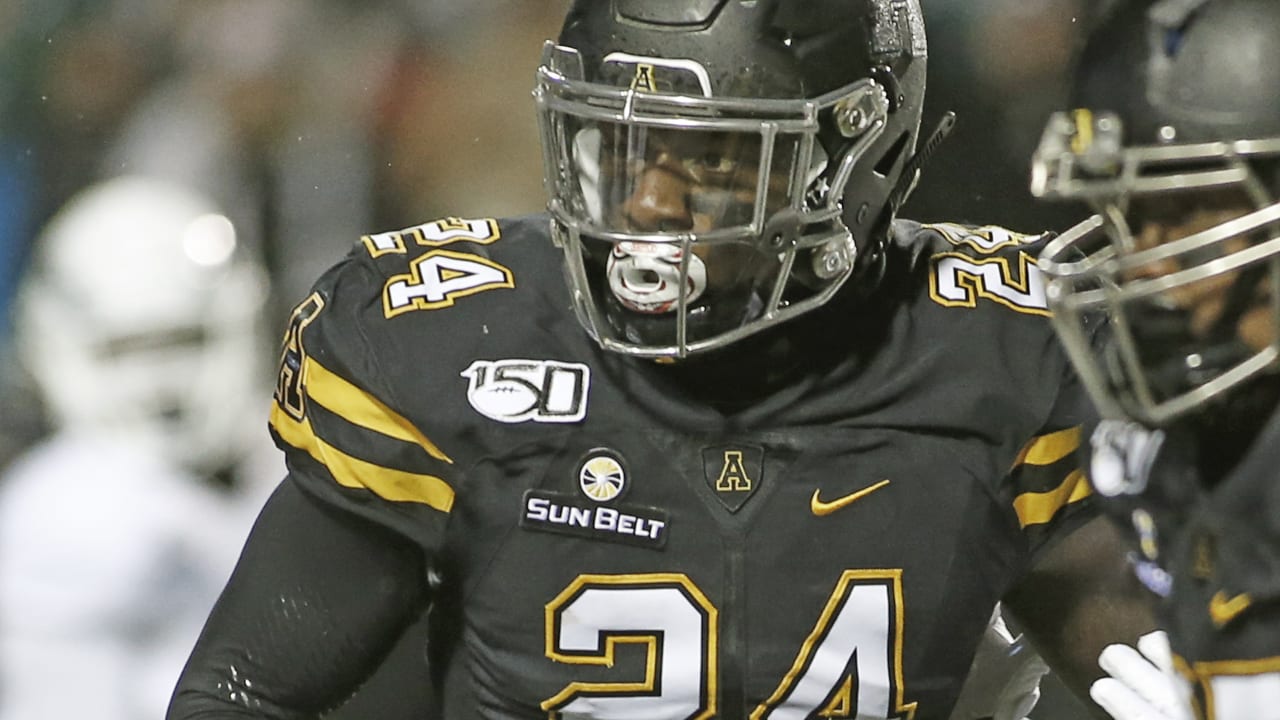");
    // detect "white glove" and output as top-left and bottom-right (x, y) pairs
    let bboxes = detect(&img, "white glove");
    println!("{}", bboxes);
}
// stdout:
(950, 605), (1049, 720)
(1091, 630), (1193, 720)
